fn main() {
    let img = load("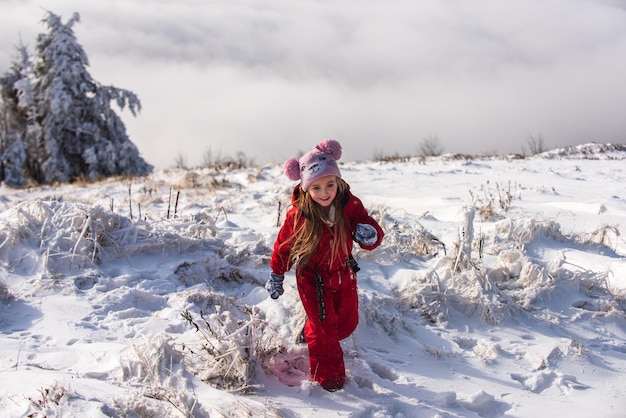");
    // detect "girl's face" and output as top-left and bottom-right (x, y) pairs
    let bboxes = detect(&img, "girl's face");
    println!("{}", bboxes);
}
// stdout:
(307, 175), (338, 207)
